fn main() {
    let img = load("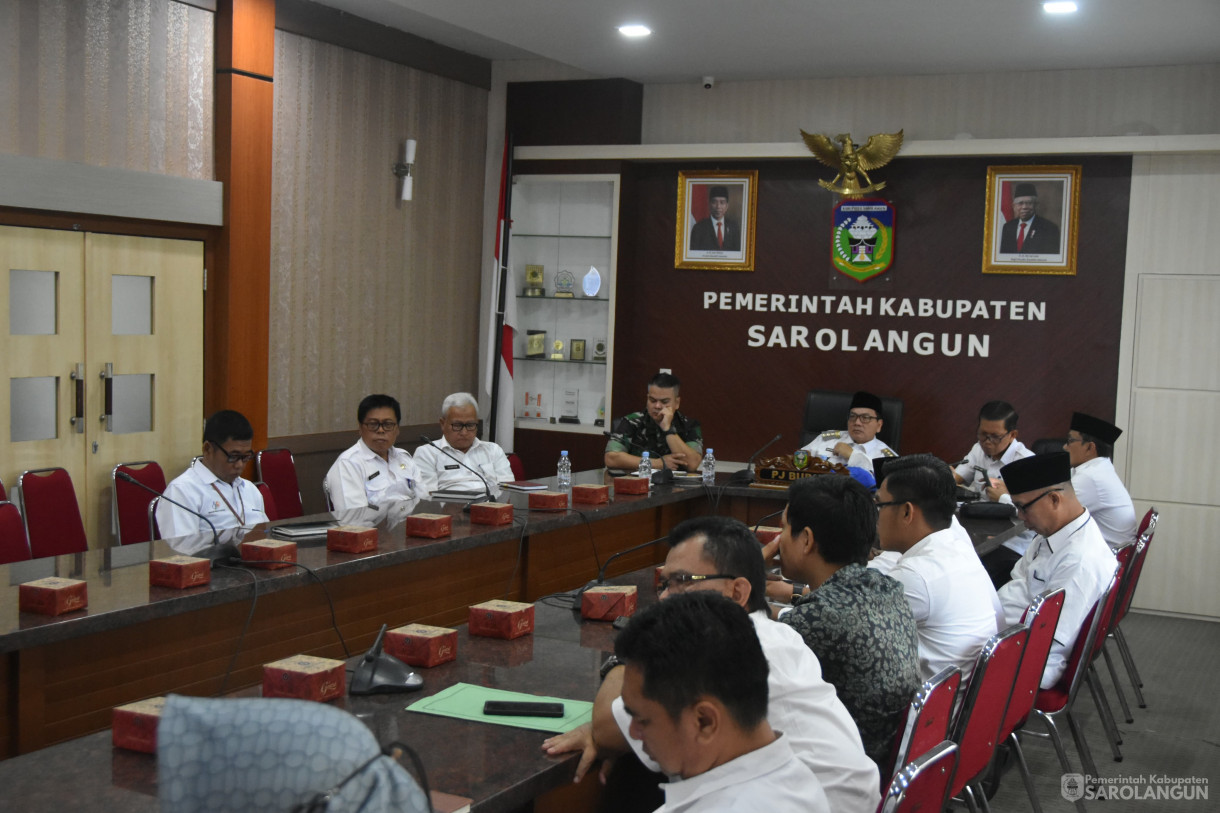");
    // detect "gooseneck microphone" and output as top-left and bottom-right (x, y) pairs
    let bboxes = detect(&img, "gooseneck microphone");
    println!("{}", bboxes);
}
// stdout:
(727, 433), (784, 485)
(575, 534), (670, 599)
(752, 506), (786, 533)
(117, 471), (220, 550)
(418, 435), (494, 504)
